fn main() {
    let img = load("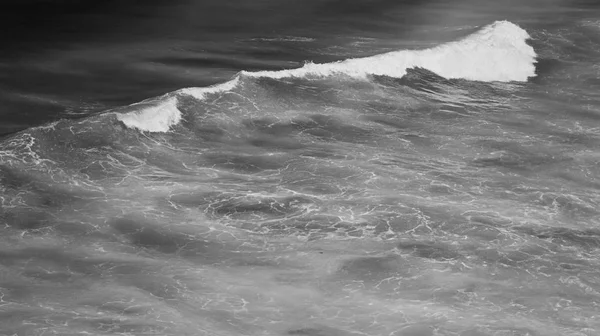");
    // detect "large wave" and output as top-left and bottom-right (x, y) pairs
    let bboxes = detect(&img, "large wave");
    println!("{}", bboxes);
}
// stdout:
(117, 21), (536, 133)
